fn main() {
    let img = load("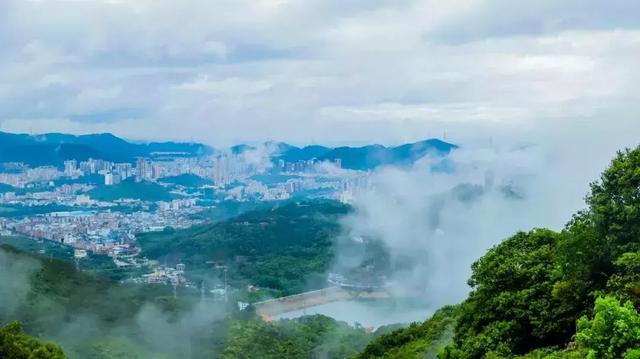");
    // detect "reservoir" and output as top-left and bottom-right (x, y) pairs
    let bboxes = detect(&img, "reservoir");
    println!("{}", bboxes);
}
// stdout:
(271, 298), (434, 328)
